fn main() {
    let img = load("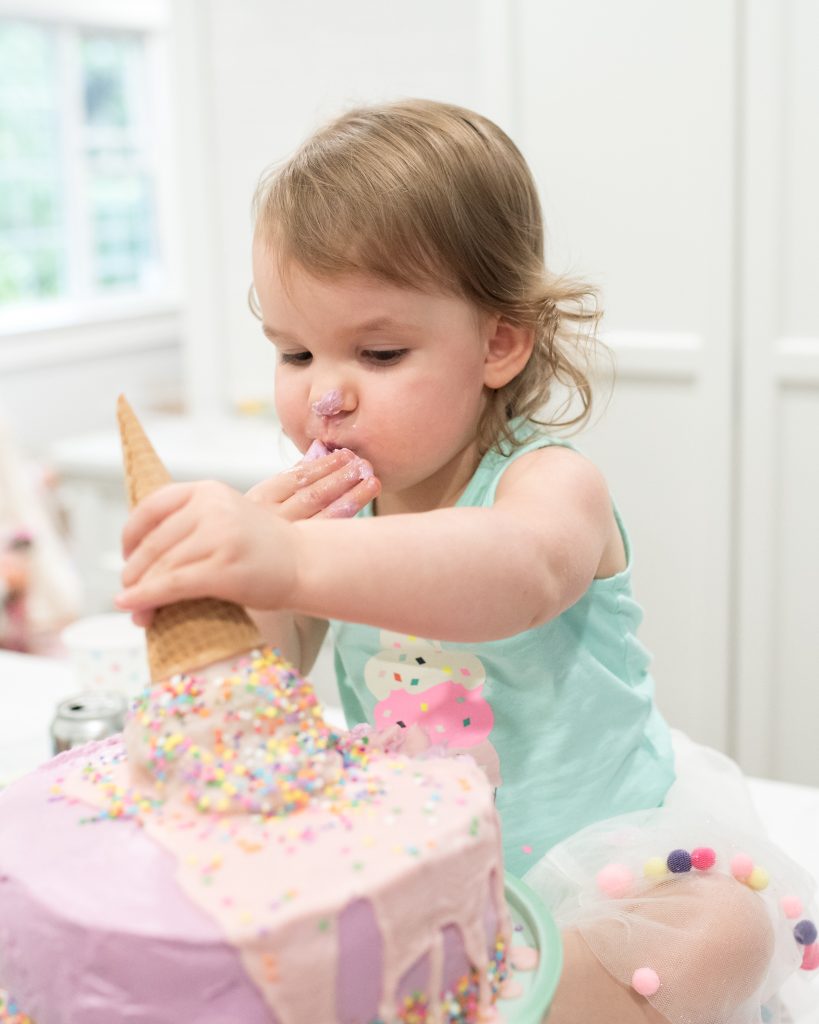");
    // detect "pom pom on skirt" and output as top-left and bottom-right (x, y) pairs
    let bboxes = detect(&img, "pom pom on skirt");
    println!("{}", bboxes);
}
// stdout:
(523, 731), (819, 1024)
